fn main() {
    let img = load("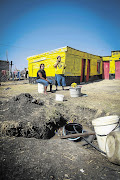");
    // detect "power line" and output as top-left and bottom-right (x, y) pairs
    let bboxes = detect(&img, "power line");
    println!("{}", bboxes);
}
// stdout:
(0, 43), (40, 51)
